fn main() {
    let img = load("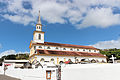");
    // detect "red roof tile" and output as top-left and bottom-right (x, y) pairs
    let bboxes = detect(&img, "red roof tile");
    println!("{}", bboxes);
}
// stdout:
(33, 42), (98, 50)
(36, 50), (105, 57)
